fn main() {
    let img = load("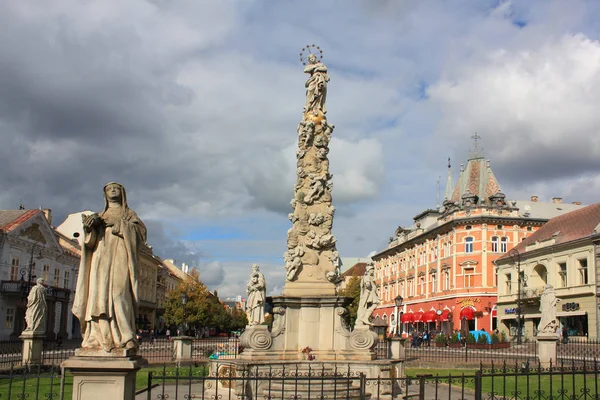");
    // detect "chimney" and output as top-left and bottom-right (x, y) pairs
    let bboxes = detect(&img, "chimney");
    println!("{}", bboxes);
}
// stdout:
(552, 197), (563, 204)
(572, 201), (582, 205)
(43, 209), (52, 225)
(530, 196), (538, 202)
